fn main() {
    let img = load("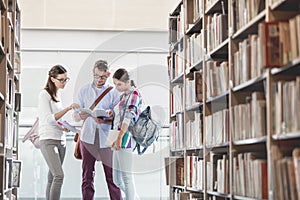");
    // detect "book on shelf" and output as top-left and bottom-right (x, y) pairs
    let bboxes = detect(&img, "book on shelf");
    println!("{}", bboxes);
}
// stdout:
(232, 0), (264, 32)
(186, 71), (203, 107)
(217, 155), (229, 194)
(205, 109), (229, 146)
(289, 17), (298, 61)
(232, 92), (266, 141)
(1, 15), (5, 47)
(206, 61), (229, 98)
(186, 112), (203, 148)
(14, 92), (21, 112)
(206, 13), (228, 52)
(273, 77), (300, 135)
(274, 156), (298, 200)
(259, 21), (284, 68)
(293, 148), (300, 199)
(187, 155), (204, 190)
(233, 153), (267, 199)
(166, 157), (184, 186)
(75, 108), (110, 118)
